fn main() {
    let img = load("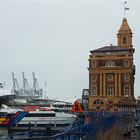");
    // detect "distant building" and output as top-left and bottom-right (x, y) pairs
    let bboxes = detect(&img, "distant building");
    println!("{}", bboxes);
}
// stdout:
(88, 18), (136, 111)
(82, 89), (89, 111)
